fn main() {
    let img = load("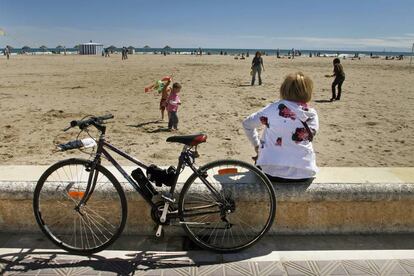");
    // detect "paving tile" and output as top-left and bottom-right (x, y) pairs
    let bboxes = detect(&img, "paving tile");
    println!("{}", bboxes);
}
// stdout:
(257, 261), (286, 275)
(398, 259), (414, 273)
(341, 260), (375, 275)
(283, 262), (314, 276)
(315, 260), (339, 274)
(329, 264), (349, 276)
(386, 263), (410, 275)
(197, 264), (223, 275)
